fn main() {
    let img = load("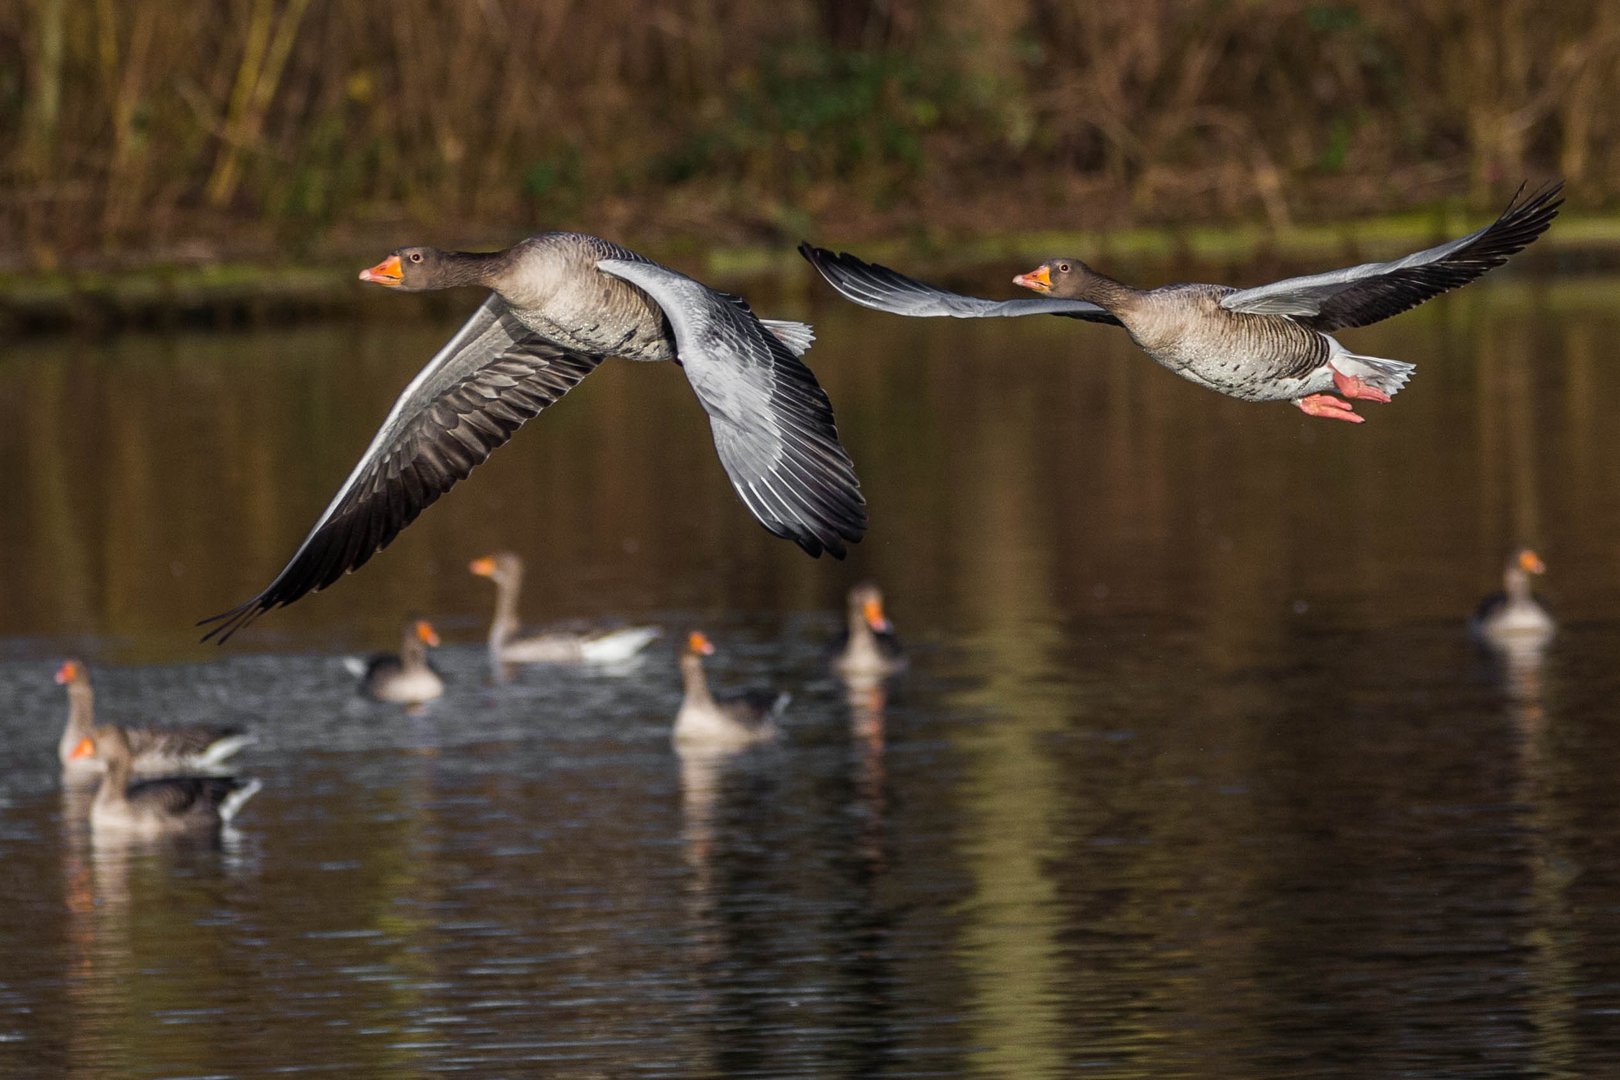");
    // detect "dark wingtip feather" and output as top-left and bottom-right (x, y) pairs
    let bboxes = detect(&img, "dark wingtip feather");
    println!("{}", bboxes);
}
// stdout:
(798, 243), (850, 284)
(196, 598), (266, 645)
(1495, 179), (1564, 245)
